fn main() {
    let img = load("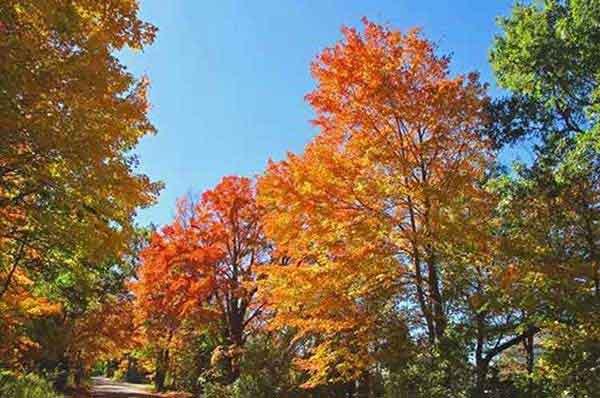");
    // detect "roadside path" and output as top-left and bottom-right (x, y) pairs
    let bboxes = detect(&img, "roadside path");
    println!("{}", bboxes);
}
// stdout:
(72, 377), (160, 397)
